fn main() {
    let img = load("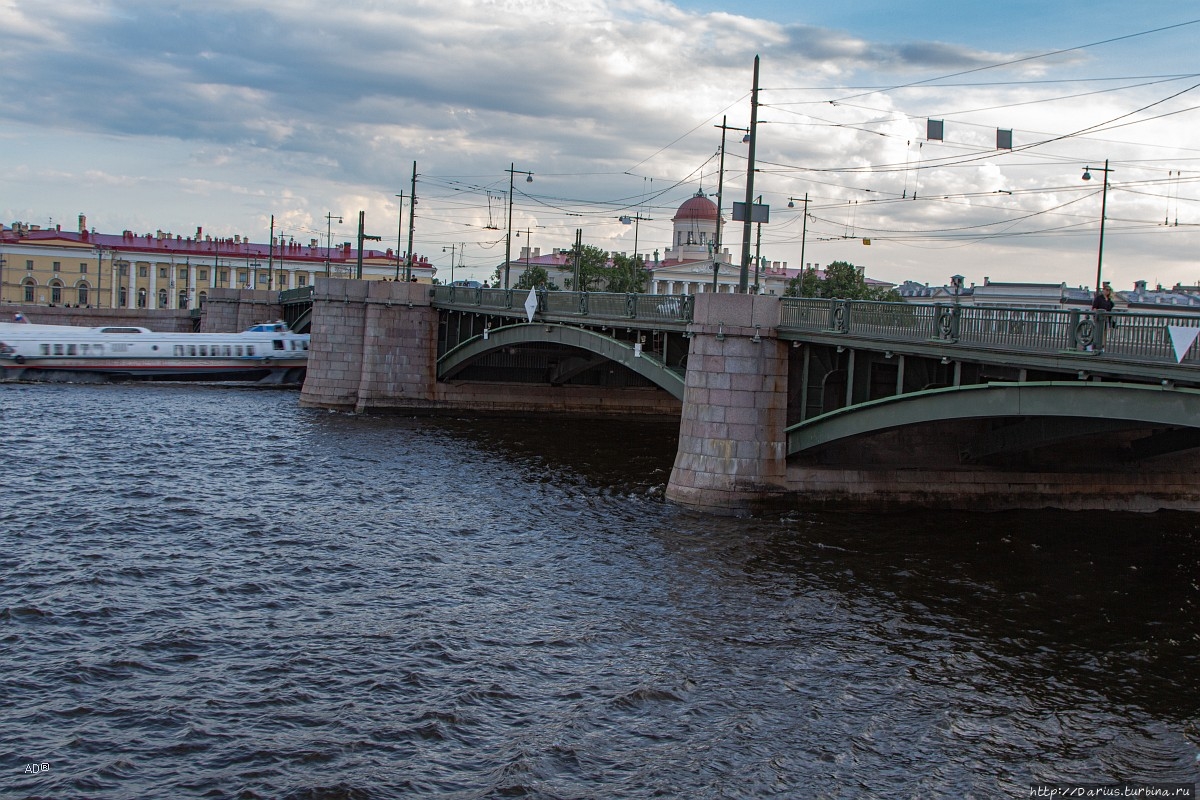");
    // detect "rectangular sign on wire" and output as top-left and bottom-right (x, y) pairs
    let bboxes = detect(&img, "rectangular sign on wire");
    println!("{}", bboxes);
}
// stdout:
(732, 202), (770, 223)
